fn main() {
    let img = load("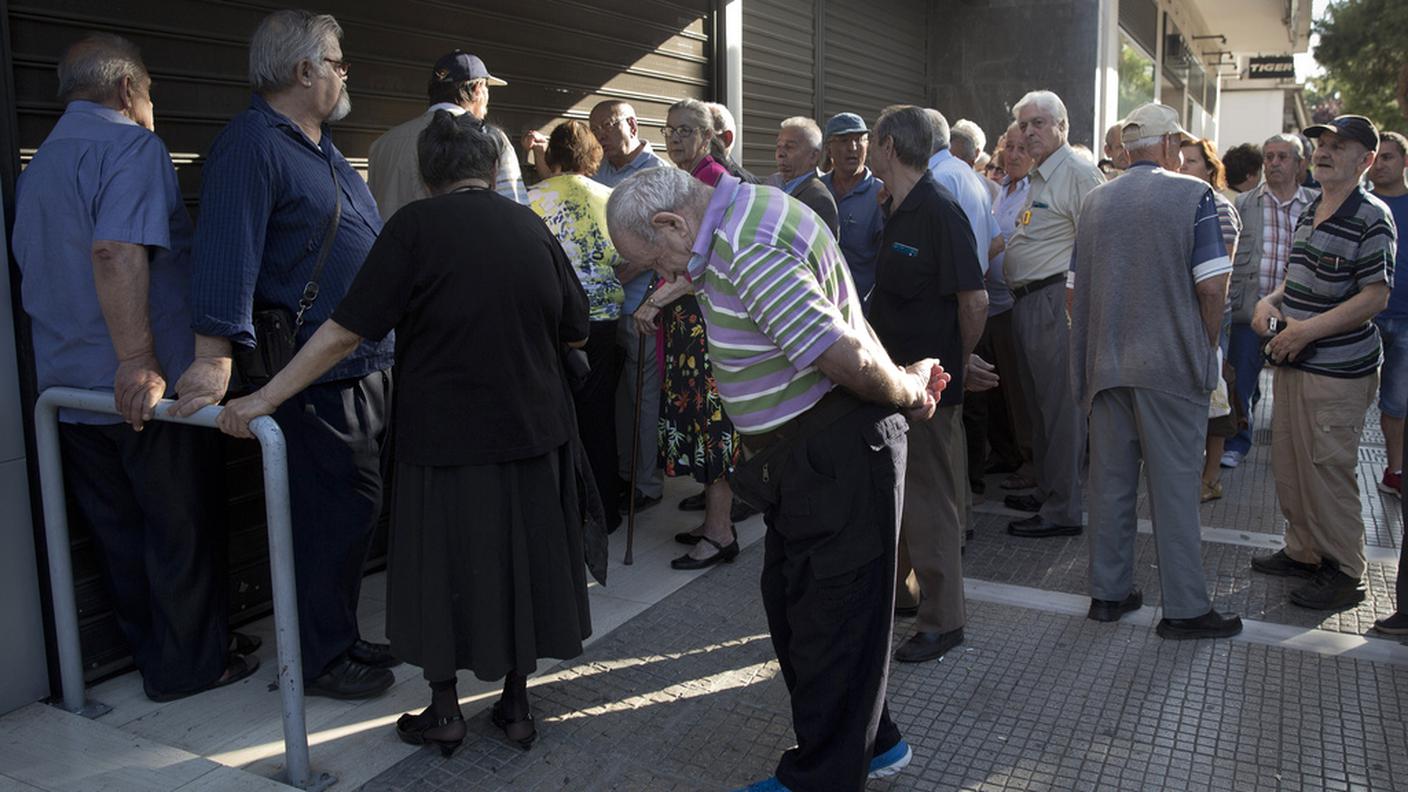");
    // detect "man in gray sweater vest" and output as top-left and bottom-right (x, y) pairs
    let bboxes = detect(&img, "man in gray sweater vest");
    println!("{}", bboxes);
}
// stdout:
(1070, 104), (1243, 640)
